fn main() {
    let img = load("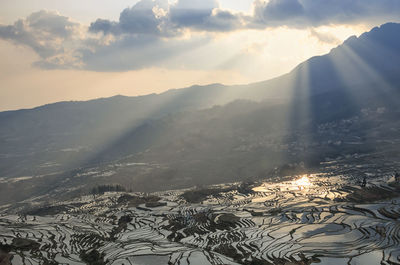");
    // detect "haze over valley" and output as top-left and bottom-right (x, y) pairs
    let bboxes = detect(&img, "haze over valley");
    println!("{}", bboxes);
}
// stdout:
(1, 1), (400, 264)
